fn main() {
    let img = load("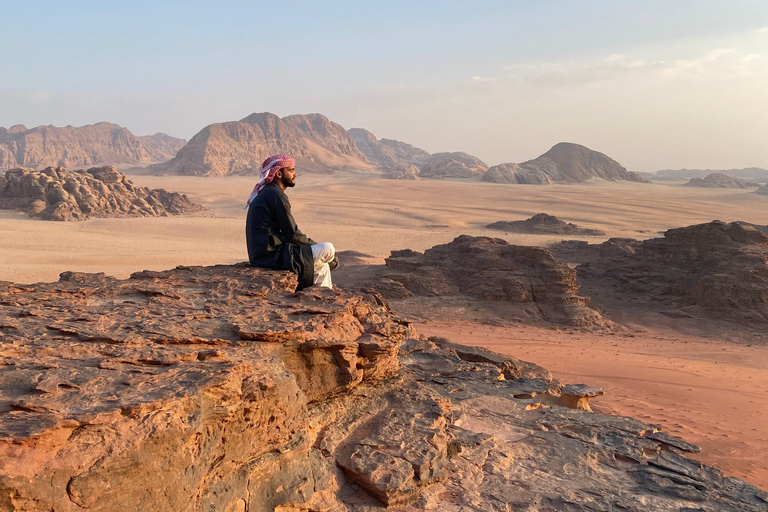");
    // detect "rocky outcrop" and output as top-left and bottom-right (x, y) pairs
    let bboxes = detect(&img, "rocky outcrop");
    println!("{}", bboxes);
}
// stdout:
(487, 213), (606, 236)
(565, 221), (768, 327)
(756, 185), (768, 196)
(653, 167), (768, 182)
(361, 235), (607, 326)
(348, 128), (430, 168)
(684, 173), (758, 188)
(418, 152), (488, 179)
(0, 122), (185, 170)
(1, 264), (765, 511)
(481, 162), (554, 184)
(481, 142), (648, 184)
(150, 112), (375, 176)
(381, 163), (420, 180)
(0, 166), (201, 221)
